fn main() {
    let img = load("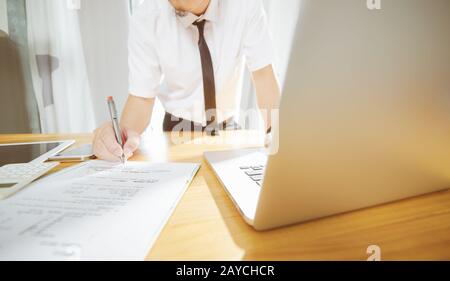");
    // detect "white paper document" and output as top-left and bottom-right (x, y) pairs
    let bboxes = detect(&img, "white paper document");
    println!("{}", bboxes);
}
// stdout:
(0, 160), (200, 260)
